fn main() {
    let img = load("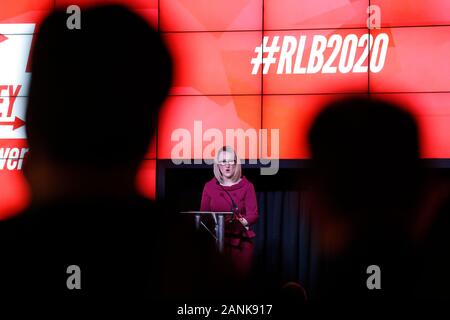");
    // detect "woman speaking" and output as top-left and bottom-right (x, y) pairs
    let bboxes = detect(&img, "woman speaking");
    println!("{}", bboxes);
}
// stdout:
(200, 146), (259, 277)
